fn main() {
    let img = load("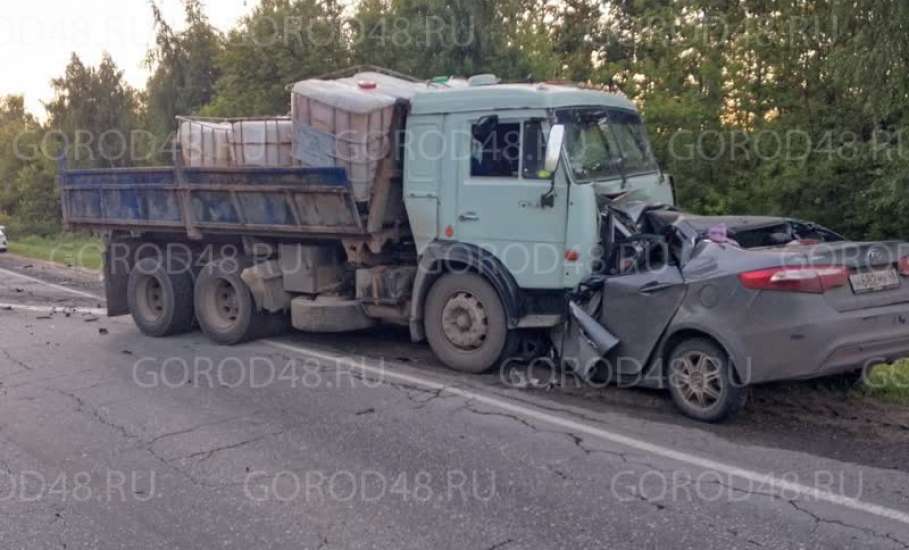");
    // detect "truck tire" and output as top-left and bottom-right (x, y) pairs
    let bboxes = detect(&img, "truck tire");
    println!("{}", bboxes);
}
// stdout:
(666, 338), (747, 423)
(127, 257), (195, 337)
(195, 258), (288, 345)
(424, 273), (513, 374)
